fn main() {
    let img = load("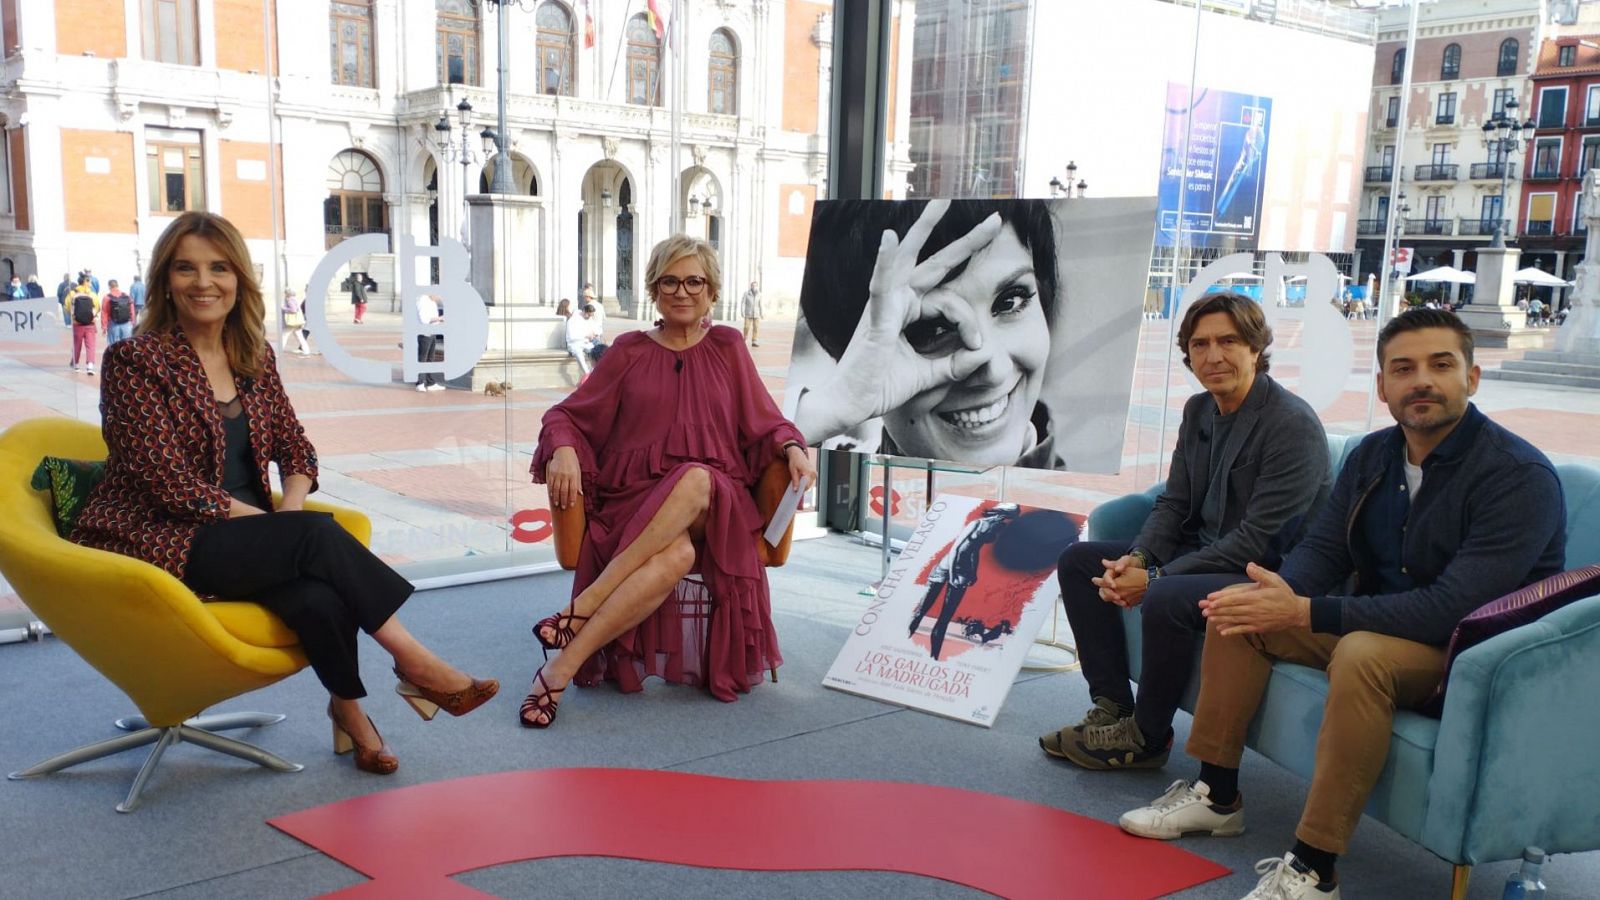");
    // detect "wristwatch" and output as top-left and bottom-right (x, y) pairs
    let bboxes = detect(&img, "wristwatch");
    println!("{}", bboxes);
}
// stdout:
(1128, 547), (1151, 568)
(1147, 566), (1163, 582)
